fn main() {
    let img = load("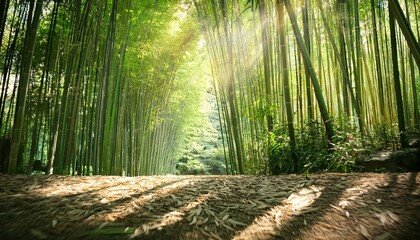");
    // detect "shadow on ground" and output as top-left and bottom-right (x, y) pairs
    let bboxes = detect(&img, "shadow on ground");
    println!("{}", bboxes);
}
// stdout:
(0, 173), (419, 240)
